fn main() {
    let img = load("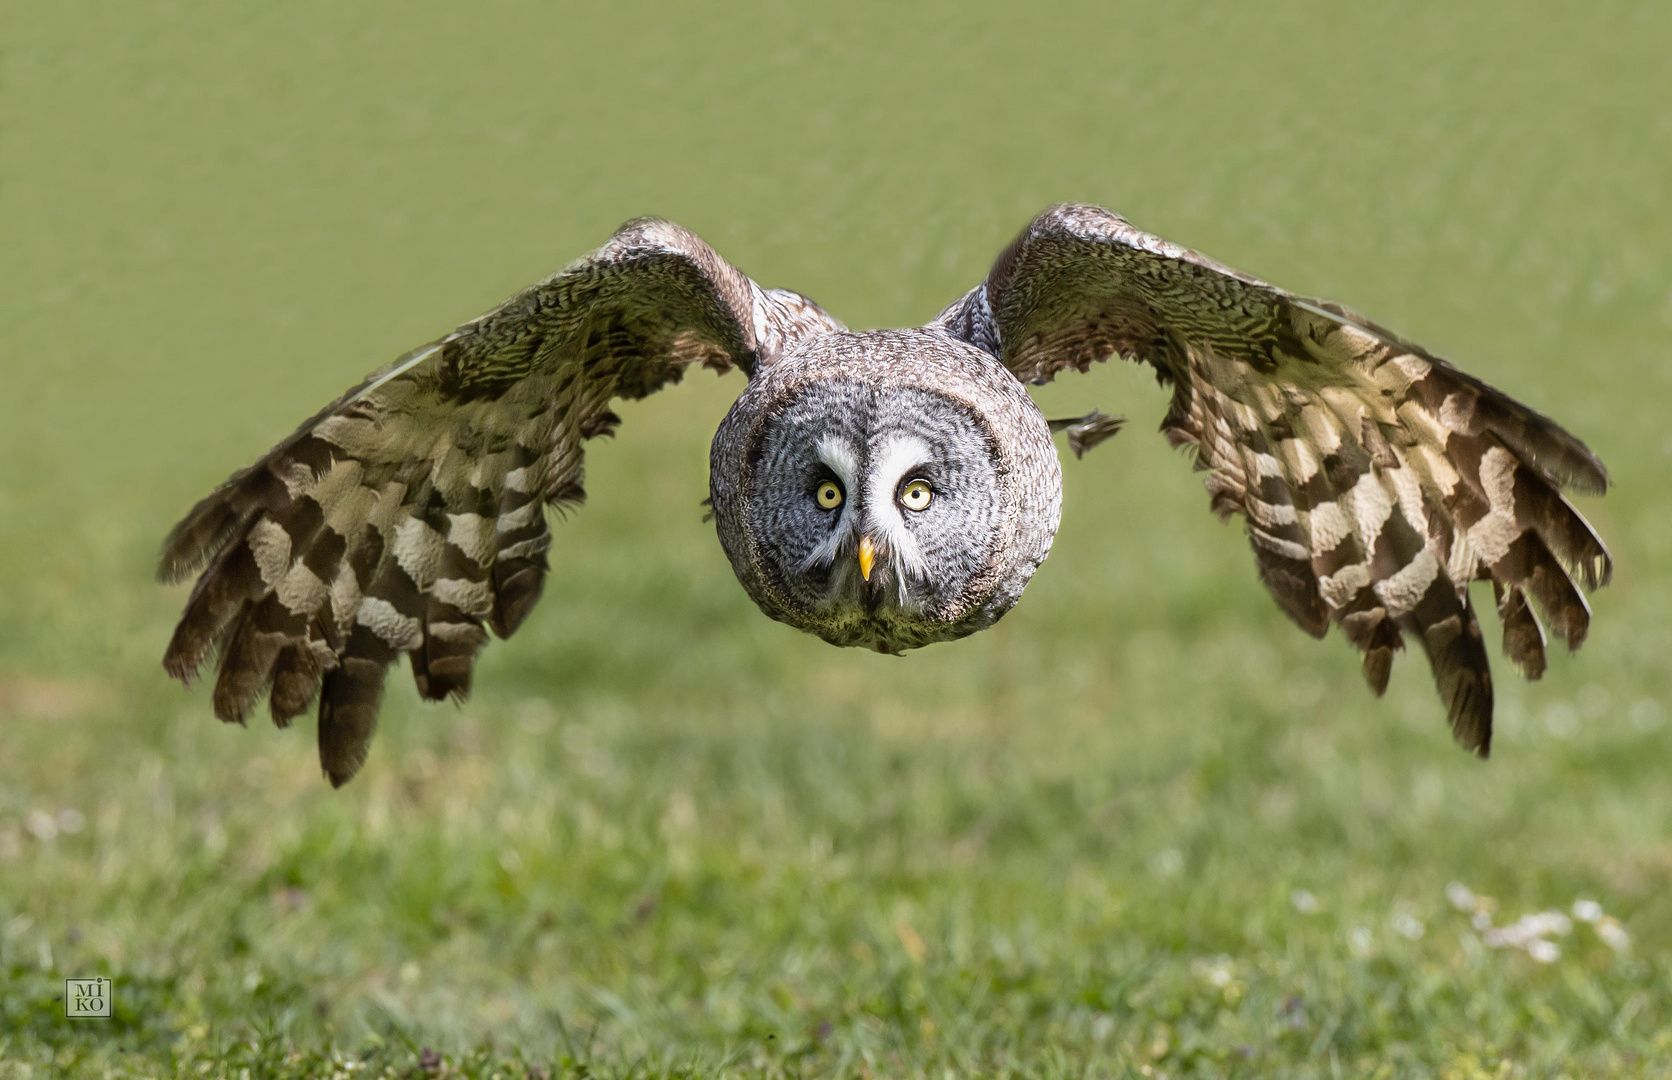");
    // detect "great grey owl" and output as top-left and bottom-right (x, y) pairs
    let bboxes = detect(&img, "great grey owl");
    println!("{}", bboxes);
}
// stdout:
(160, 205), (1612, 786)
